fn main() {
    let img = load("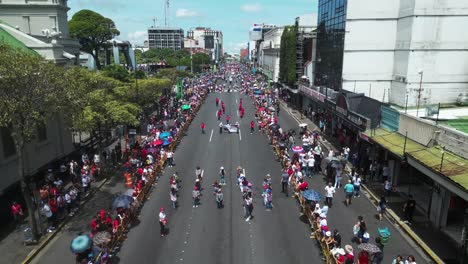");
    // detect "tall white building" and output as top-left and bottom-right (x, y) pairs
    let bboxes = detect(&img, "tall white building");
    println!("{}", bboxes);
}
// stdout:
(342, 0), (468, 106)
(260, 27), (284, 82)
